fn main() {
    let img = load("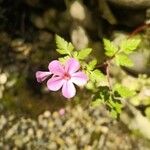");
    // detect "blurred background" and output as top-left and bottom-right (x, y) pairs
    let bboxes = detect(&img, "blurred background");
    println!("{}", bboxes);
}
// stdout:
(0, 0), (150, 149)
